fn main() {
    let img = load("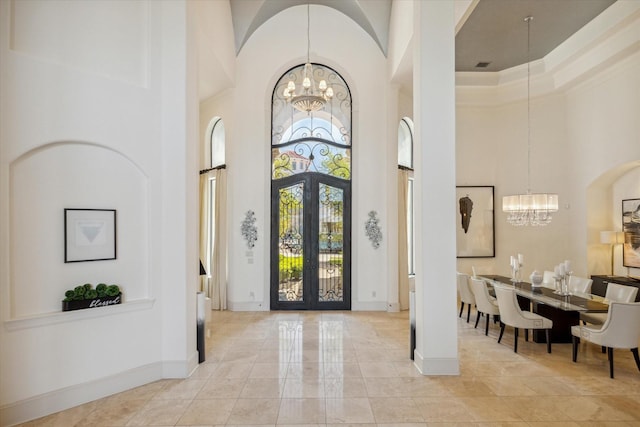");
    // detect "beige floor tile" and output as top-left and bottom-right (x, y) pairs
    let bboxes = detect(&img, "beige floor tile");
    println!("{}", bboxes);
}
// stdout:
(226, 398), (280, 424)
(282, 377), (325, 398)
(240, 377), (285, 398)
(249, 362), (289, 378)
(324, 362), (362, 378)
(369, 397), (424, 423)
(324, 377), (368, 398)
(412, 396), (477, 423)
(197, 377), (246, 399)
(325, 397), (375, 424)
(277, 398), (326, 424)
(174, 398), (236, 425)
(126, 398), (192, 426)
